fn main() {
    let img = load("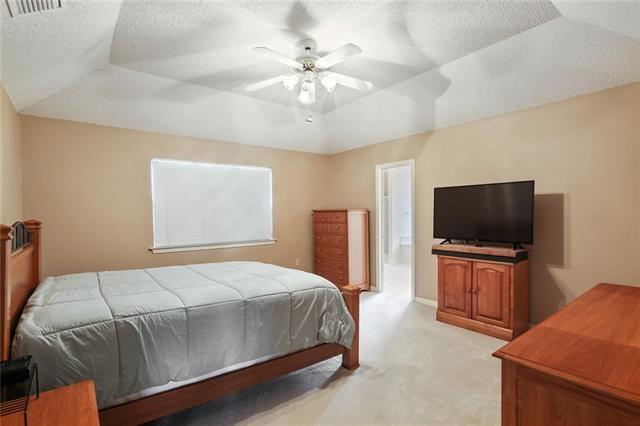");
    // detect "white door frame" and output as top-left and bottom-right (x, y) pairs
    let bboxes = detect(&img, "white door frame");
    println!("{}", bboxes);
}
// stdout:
(375, 159), (415, 300)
